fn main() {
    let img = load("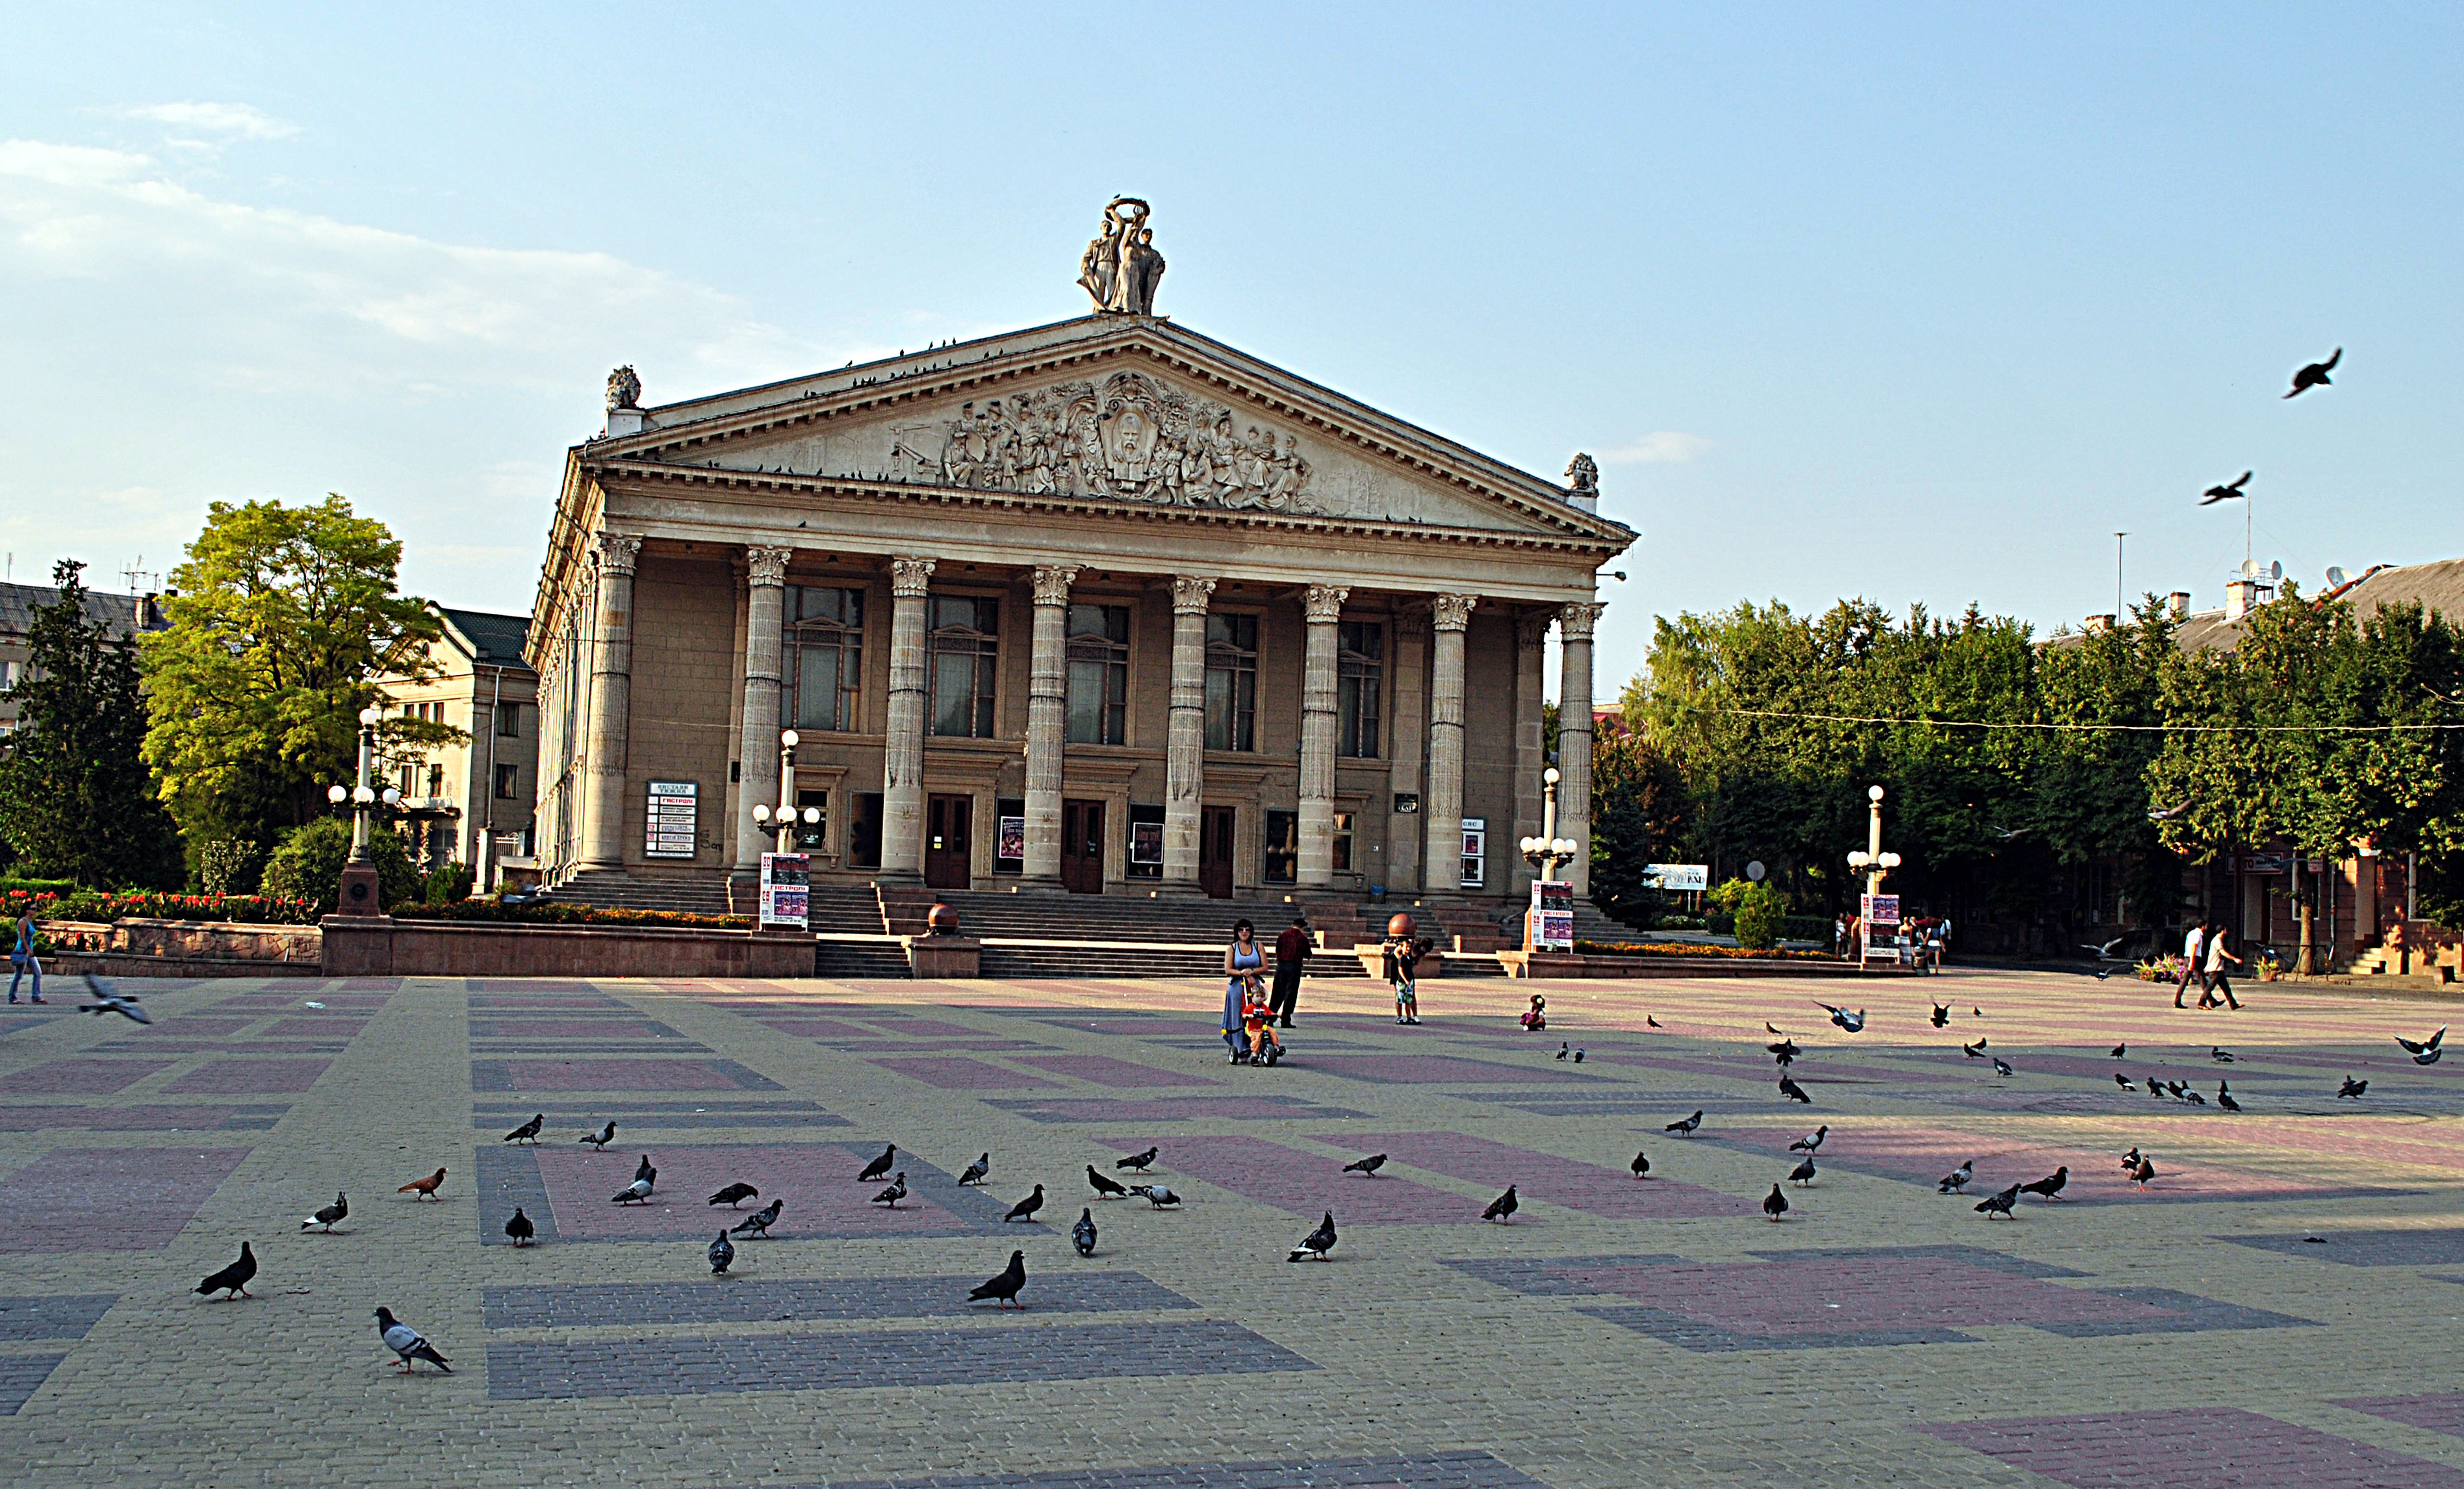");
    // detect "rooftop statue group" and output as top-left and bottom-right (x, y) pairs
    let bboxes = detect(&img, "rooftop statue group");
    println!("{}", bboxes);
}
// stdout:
(1079, 197), (1167, 316)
